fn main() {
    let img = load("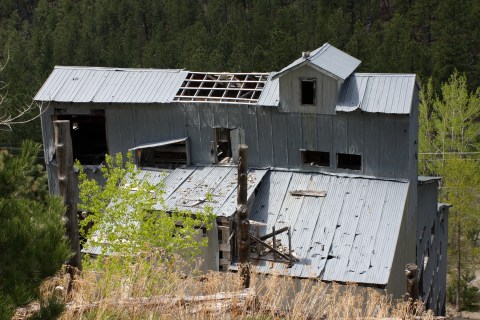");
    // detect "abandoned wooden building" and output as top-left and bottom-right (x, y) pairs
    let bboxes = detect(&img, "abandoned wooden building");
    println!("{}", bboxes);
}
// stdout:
(35, 43), (448, 315)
